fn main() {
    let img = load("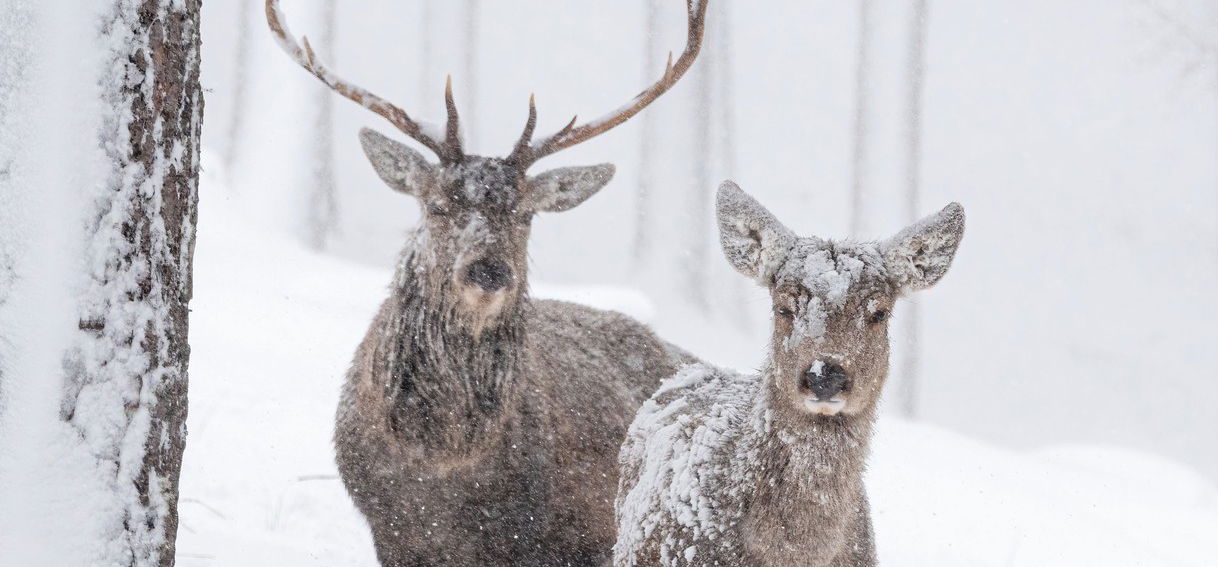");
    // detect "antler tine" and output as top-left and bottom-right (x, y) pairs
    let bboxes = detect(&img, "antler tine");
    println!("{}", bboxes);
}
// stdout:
(265, 0), (449, 160)
(507, 94), (539, 164)
(515, 0), (710, 168)
(444, 76), (464, 162)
